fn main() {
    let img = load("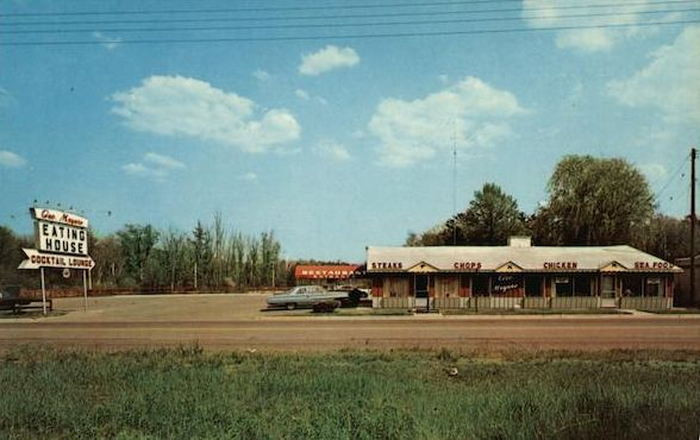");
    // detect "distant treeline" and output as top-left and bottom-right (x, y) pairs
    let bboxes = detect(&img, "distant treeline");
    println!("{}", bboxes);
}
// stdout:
(406, 155), (696, 264)
(0, 214), (298, 291)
